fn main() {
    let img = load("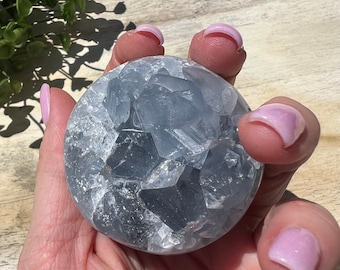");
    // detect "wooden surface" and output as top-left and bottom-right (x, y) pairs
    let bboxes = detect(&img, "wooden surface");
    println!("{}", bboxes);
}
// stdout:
(1, 0), (339, 268)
